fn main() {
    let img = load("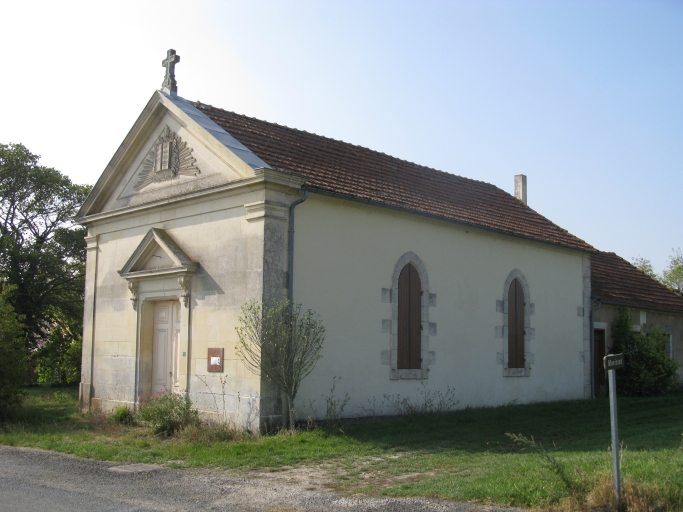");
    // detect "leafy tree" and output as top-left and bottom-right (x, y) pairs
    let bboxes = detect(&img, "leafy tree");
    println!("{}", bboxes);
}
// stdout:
(661, 248), (683, 294)
(236, 299), (326, 429)
(0, 143), (90, 350)
(632, 256), (657, 279)
(35, 318), (82, 385)
(0, 286), (27, 419)
(610, 308), (679, 396)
